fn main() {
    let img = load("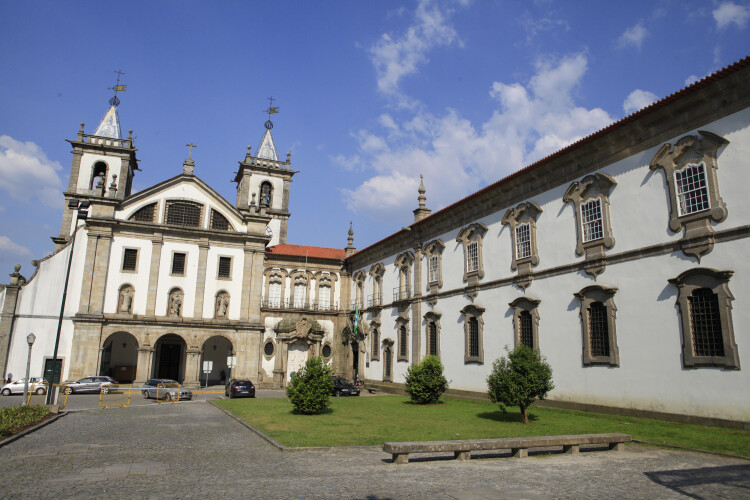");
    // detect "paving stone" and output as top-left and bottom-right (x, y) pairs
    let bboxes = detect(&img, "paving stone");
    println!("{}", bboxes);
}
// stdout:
(0, 402), (748, 499)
